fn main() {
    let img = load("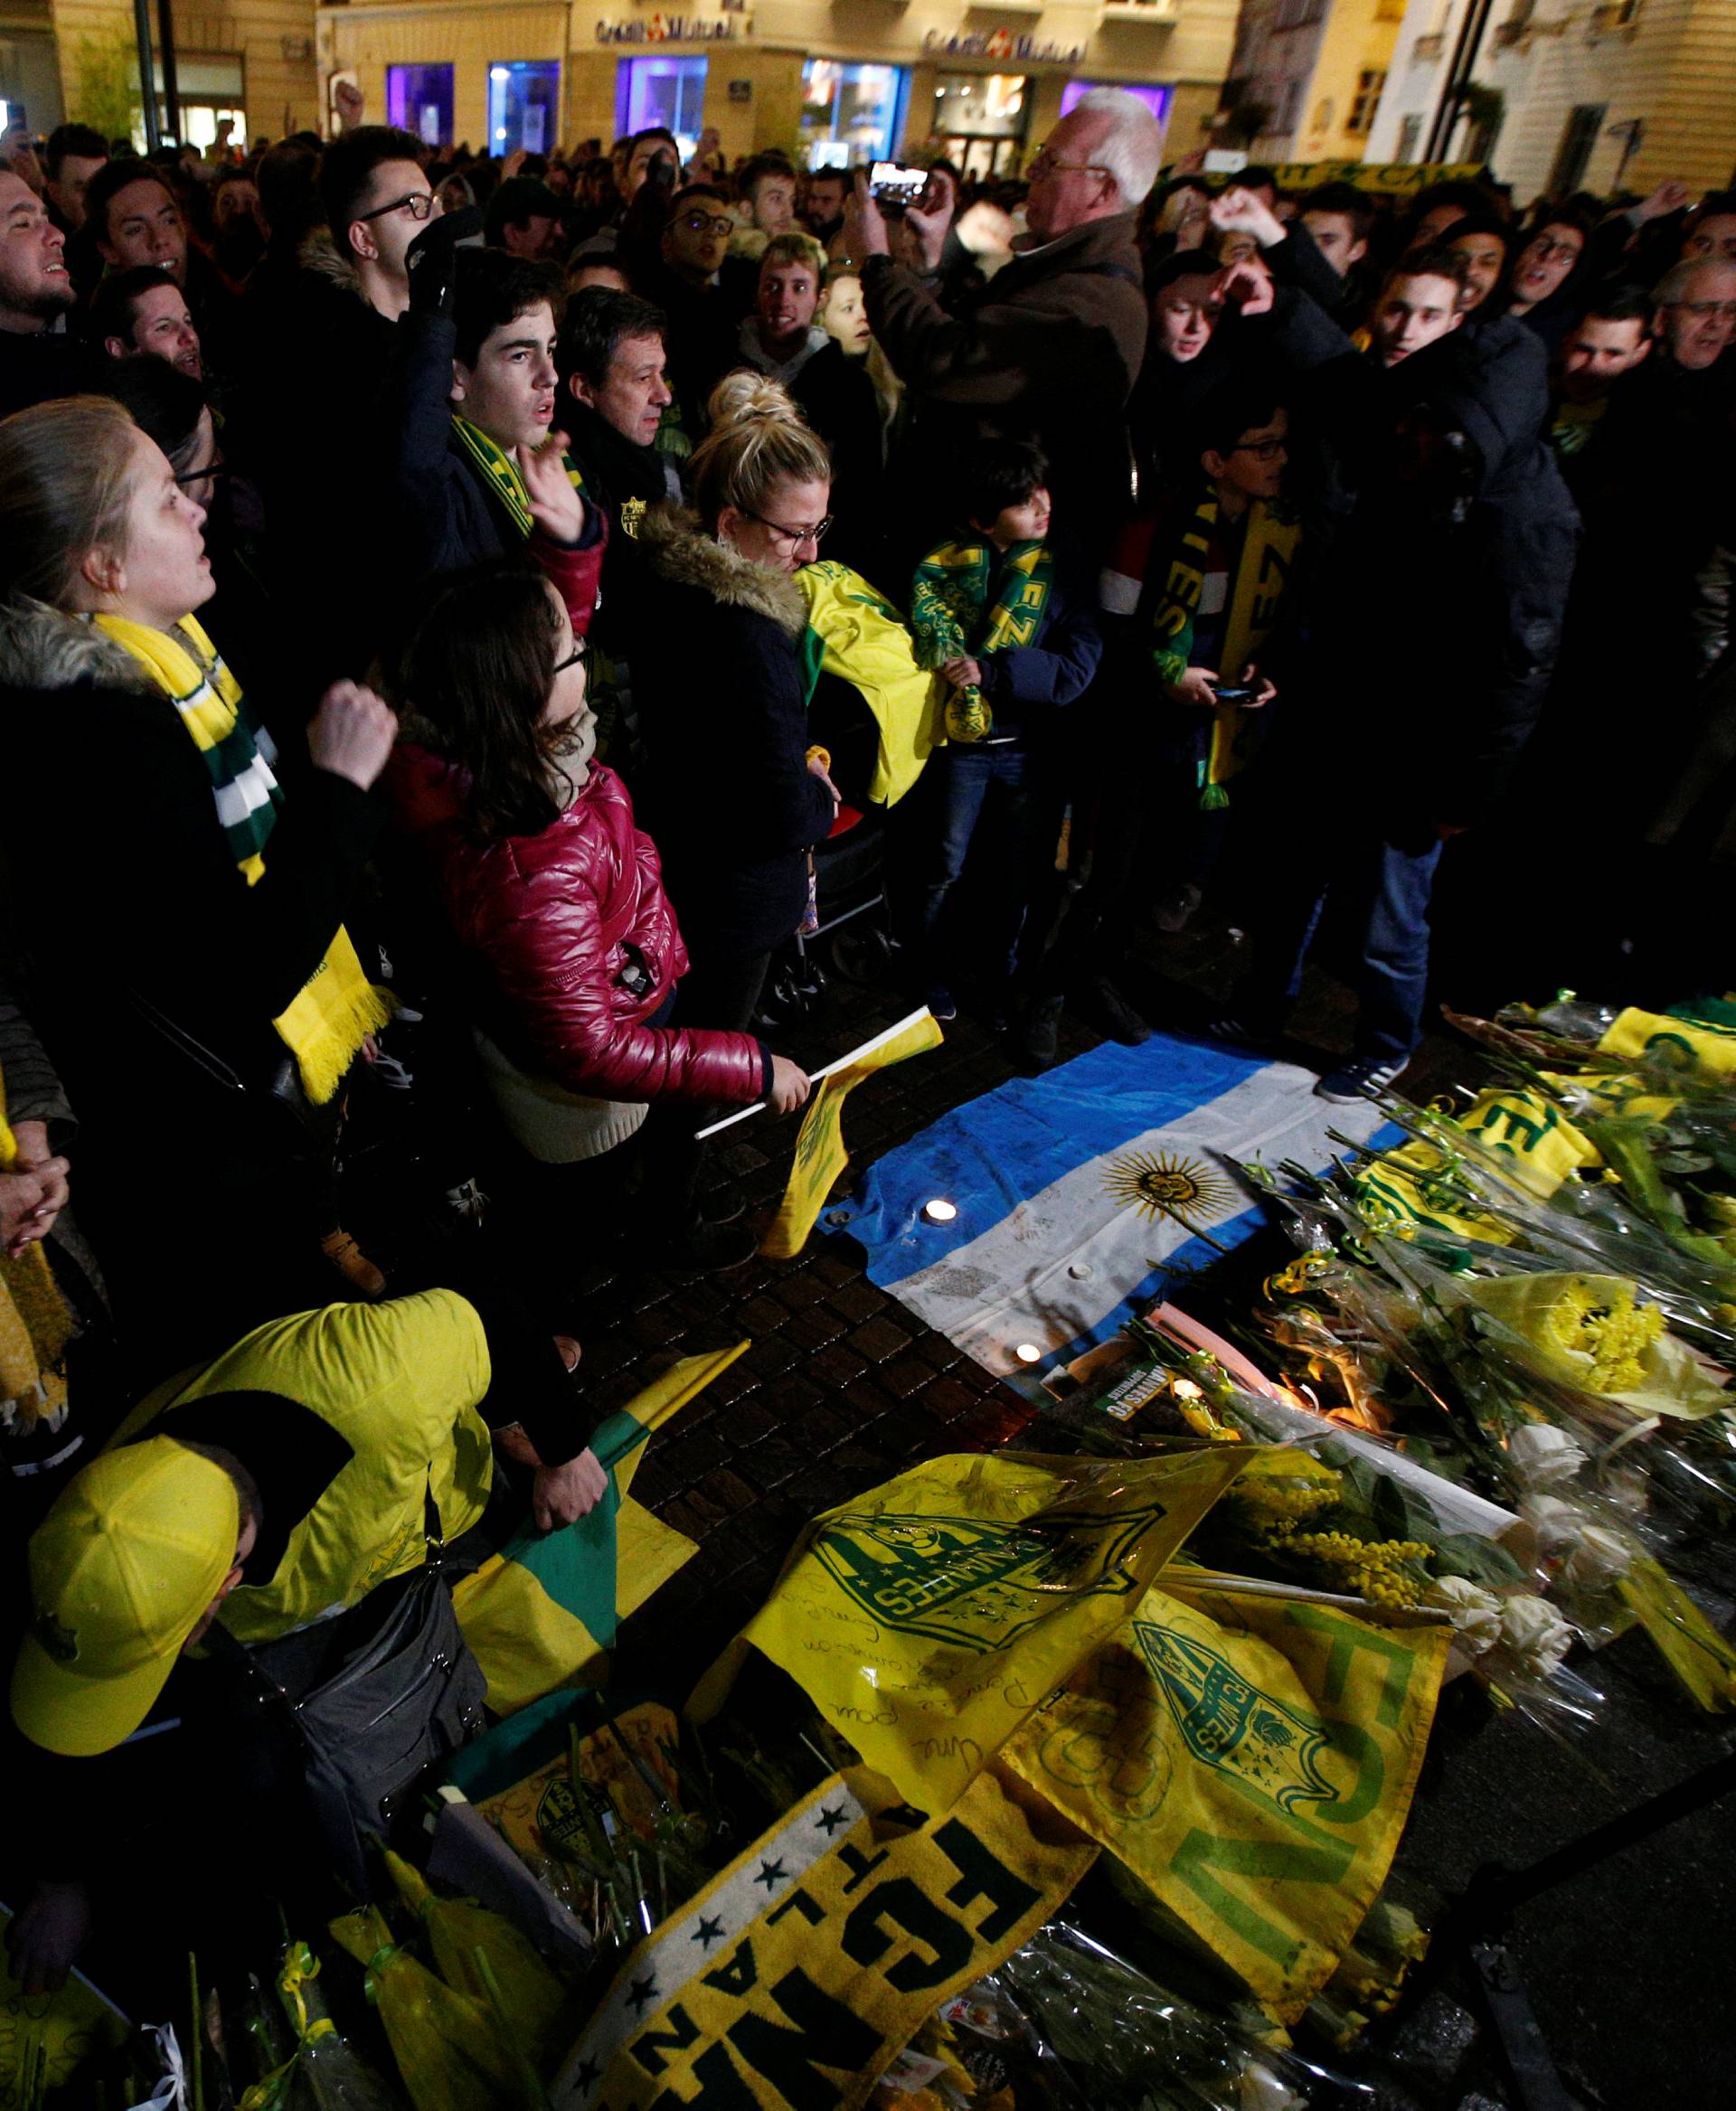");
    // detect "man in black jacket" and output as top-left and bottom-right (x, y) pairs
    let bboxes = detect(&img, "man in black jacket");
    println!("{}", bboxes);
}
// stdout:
(0, 170), (93, 417)
(1218, 311), (1580, 1099)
